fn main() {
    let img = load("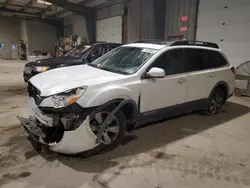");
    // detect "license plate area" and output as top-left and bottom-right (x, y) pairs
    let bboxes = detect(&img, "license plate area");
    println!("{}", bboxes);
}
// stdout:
(18, 116), (47, 144)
